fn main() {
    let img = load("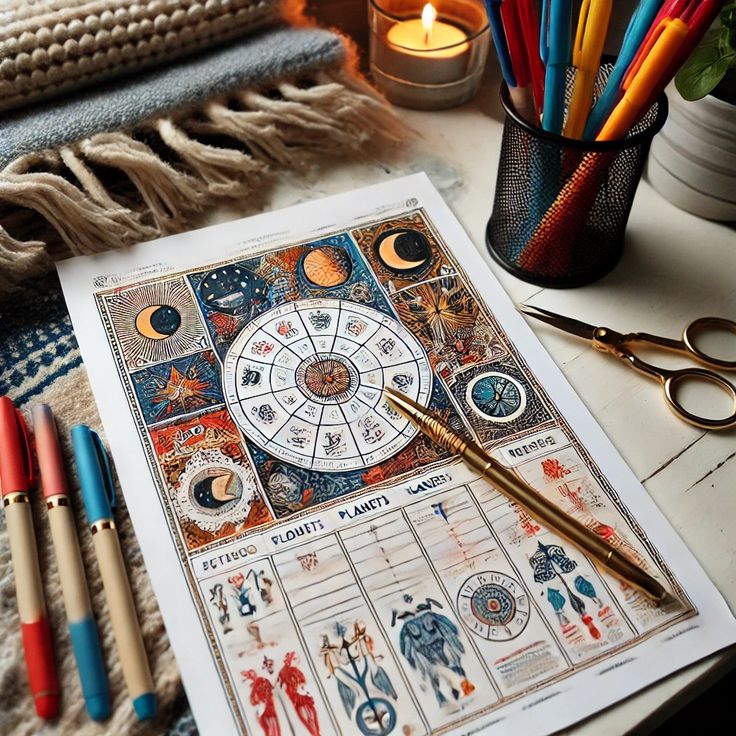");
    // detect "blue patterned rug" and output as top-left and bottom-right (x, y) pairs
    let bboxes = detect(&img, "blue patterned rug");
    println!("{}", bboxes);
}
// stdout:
(0, 273), (197, 734)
